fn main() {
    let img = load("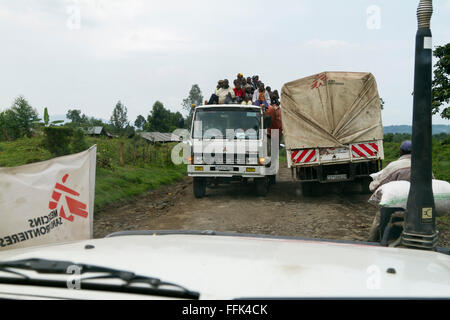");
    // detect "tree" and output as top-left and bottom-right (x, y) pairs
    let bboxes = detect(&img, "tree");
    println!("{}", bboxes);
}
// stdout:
(145, 101), (185, 132)
(10, 96), (39, 138)
(182, 84), (203, 129)
(38, 107), (64, 127)
(146, 101), (170, 132)
(44, 107), (50, 126)
(110, 100), (129, 135)
(66, 109), (83, 126)
(87, 116), (104, 127)
(432, 43), (450, 119)
(134, 115), (147, 130)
